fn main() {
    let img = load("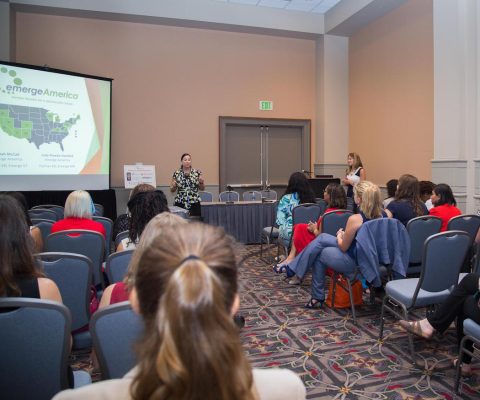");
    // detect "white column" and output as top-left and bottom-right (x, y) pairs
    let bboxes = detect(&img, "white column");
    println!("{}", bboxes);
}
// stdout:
(433, 0), (478, 212)
(314, 34), (349, 178)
